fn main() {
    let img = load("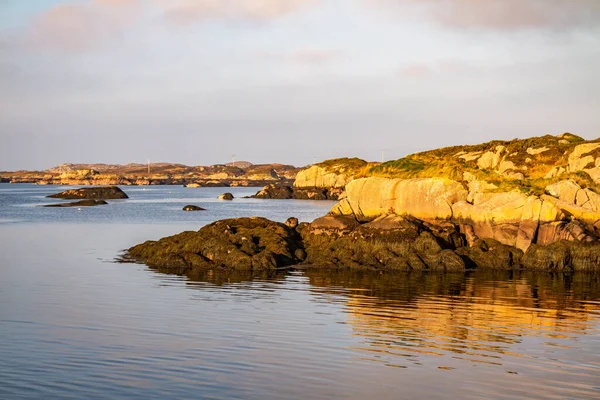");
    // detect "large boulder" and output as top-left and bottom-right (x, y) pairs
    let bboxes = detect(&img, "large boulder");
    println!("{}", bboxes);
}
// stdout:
(252, 185), (293, 199)
(47, 186), (128, 199)
(330, 177), (468, 222)
(126, 217), (304, 273)
(300, 215), (466, 272)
